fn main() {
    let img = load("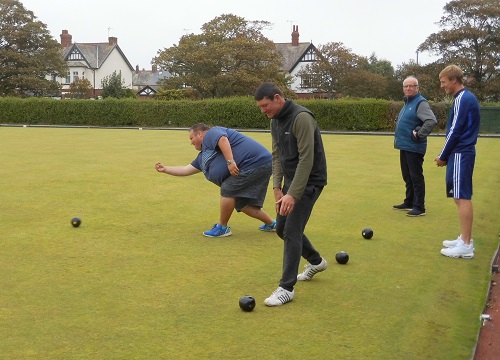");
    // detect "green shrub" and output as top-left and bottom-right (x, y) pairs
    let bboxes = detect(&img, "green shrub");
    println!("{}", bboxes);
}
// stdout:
(298, 98), (393, 131)
(154, 88), (201, 100)
(0, 96), (489, 132)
